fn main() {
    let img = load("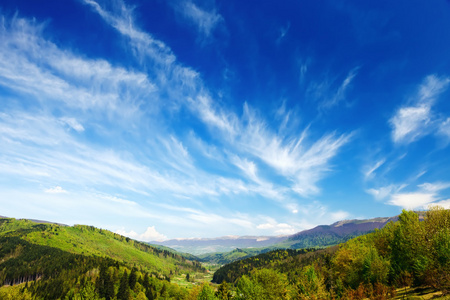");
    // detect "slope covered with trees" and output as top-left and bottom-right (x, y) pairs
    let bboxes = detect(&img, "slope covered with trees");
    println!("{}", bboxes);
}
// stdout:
(0, 218), (205, 299)
(197, 217), (400, 265)
(212, 207), (450, 299)
(1, 207), (450, 299)
(277, 216), (399, 250)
